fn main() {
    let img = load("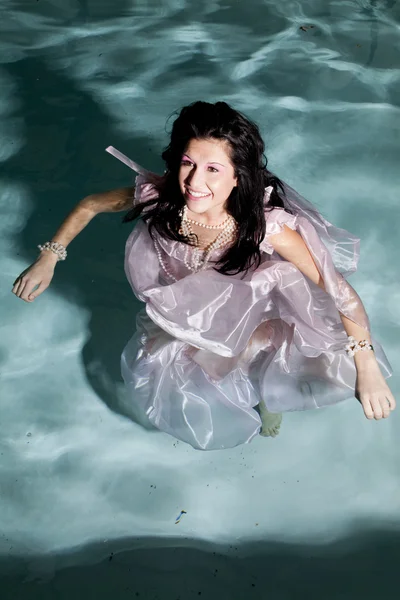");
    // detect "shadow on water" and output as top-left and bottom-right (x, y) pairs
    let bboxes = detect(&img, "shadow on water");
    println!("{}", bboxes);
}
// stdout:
(6, 55), (158, 423)
(1, 526), (400, 599)
(4, 3), (400, 599)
